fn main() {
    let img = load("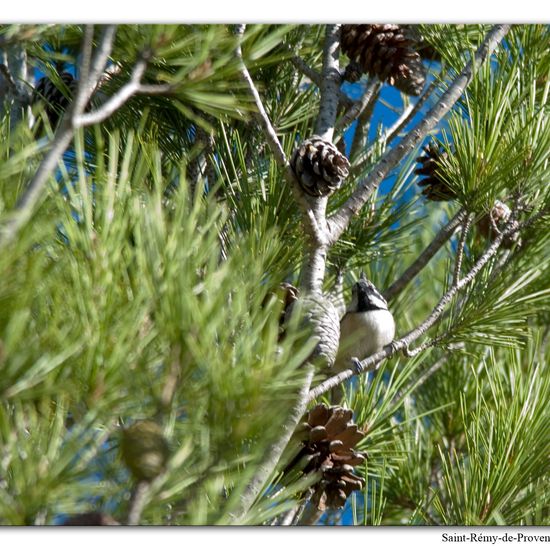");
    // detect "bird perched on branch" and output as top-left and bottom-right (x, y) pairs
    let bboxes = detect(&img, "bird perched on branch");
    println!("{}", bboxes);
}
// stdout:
(334, 273), (395, 375)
